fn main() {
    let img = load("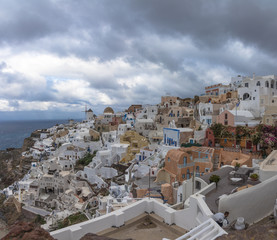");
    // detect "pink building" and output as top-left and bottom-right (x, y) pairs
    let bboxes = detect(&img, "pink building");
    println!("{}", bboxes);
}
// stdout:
(217, 110), (259, 127)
